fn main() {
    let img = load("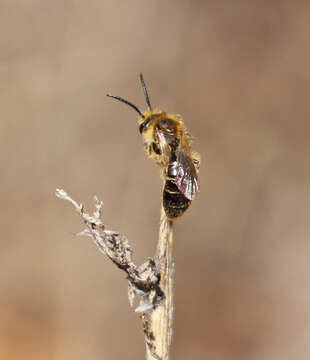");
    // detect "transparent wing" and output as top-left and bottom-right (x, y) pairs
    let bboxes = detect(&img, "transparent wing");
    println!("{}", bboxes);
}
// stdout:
(175, 142), (199, 201)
